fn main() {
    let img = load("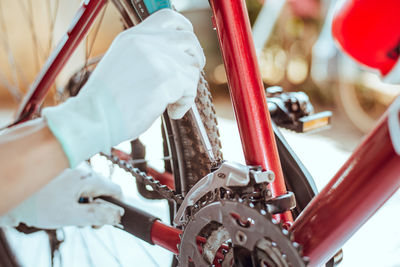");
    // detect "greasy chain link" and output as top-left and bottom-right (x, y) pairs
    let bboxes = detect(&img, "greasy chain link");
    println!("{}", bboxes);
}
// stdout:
(101, 153), (184, 204)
